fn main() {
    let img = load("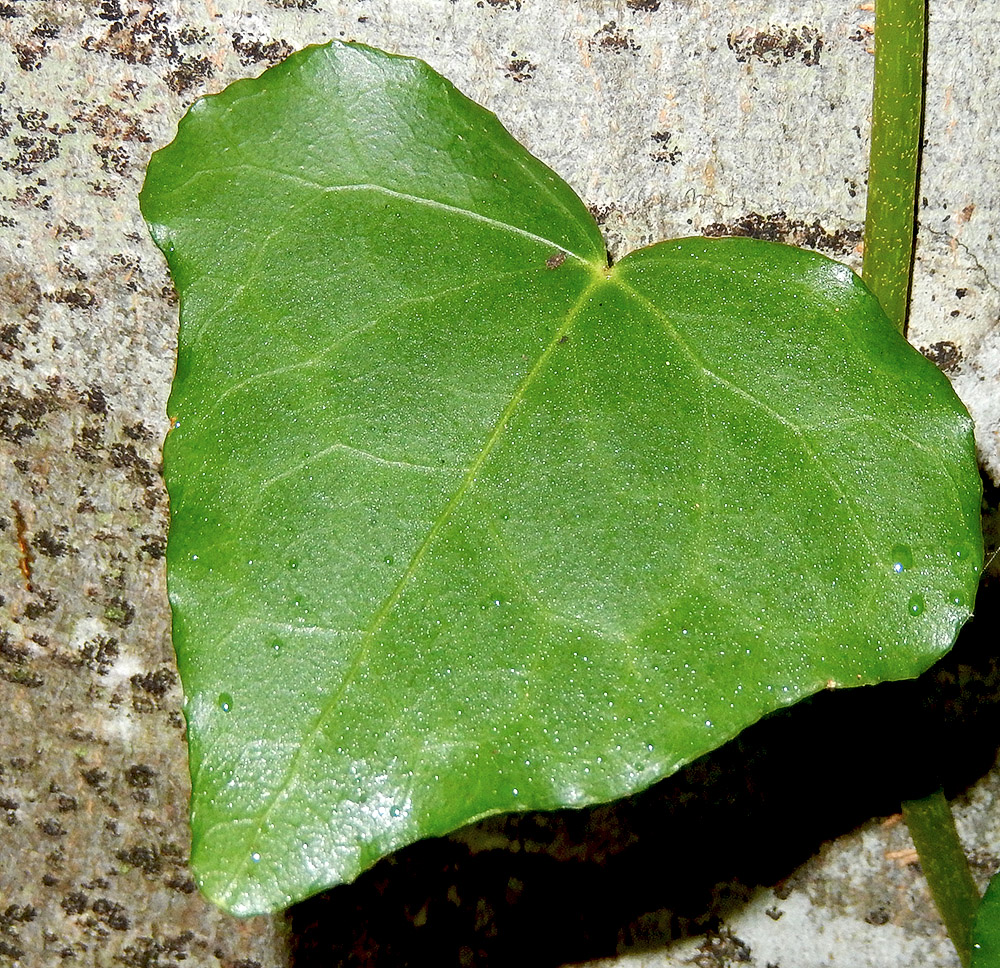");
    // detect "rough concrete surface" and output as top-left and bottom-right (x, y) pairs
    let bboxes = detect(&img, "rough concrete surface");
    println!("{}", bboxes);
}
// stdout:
(1, 1), (997, 966)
